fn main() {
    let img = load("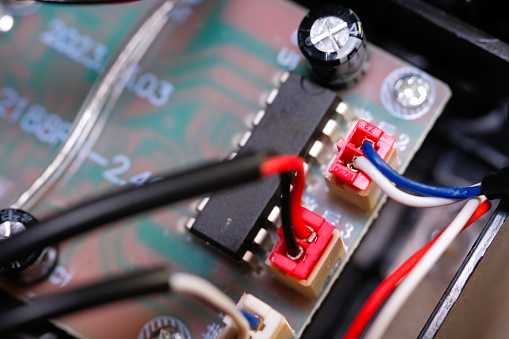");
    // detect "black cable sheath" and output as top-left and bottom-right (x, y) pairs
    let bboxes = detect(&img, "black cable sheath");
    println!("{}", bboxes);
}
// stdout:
(480, 166), (509, 200)
(0, 267), (170, 334)
(0, 152), (270, 267)
(280, 173), (300, 257)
